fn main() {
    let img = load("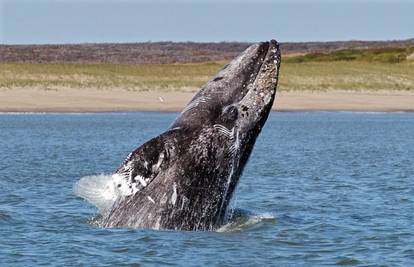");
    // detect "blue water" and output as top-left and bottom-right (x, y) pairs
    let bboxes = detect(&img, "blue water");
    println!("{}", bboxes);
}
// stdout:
(1, 112), (413, 266)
